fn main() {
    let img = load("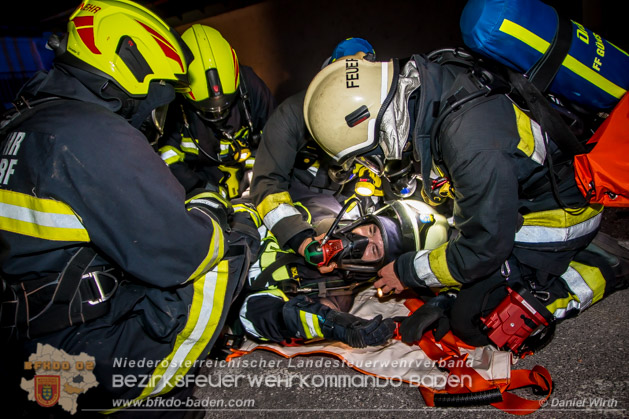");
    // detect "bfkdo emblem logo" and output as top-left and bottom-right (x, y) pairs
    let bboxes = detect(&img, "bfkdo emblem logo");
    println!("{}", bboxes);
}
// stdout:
(35, 375), (60, 408)
(22, 344), (98, 414)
